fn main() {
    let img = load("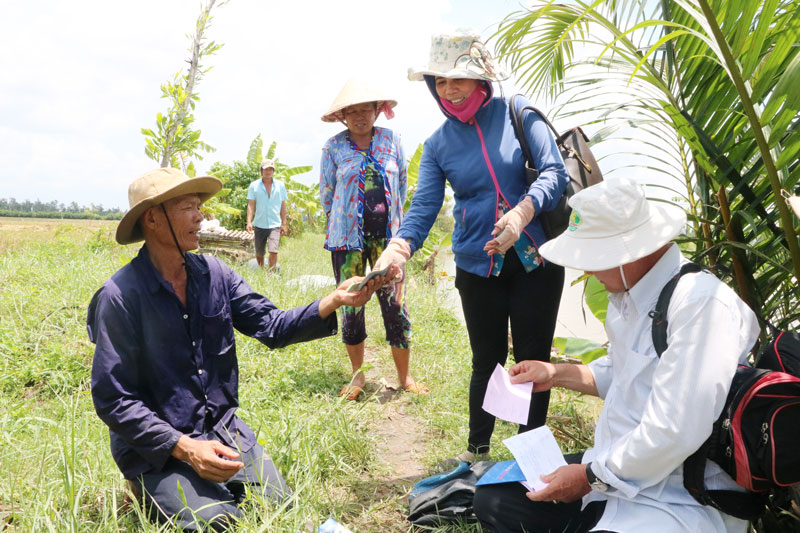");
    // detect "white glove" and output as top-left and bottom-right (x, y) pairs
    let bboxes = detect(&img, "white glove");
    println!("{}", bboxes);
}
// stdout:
(484, 196), (535, 255)
(374, 238), (412, 276)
